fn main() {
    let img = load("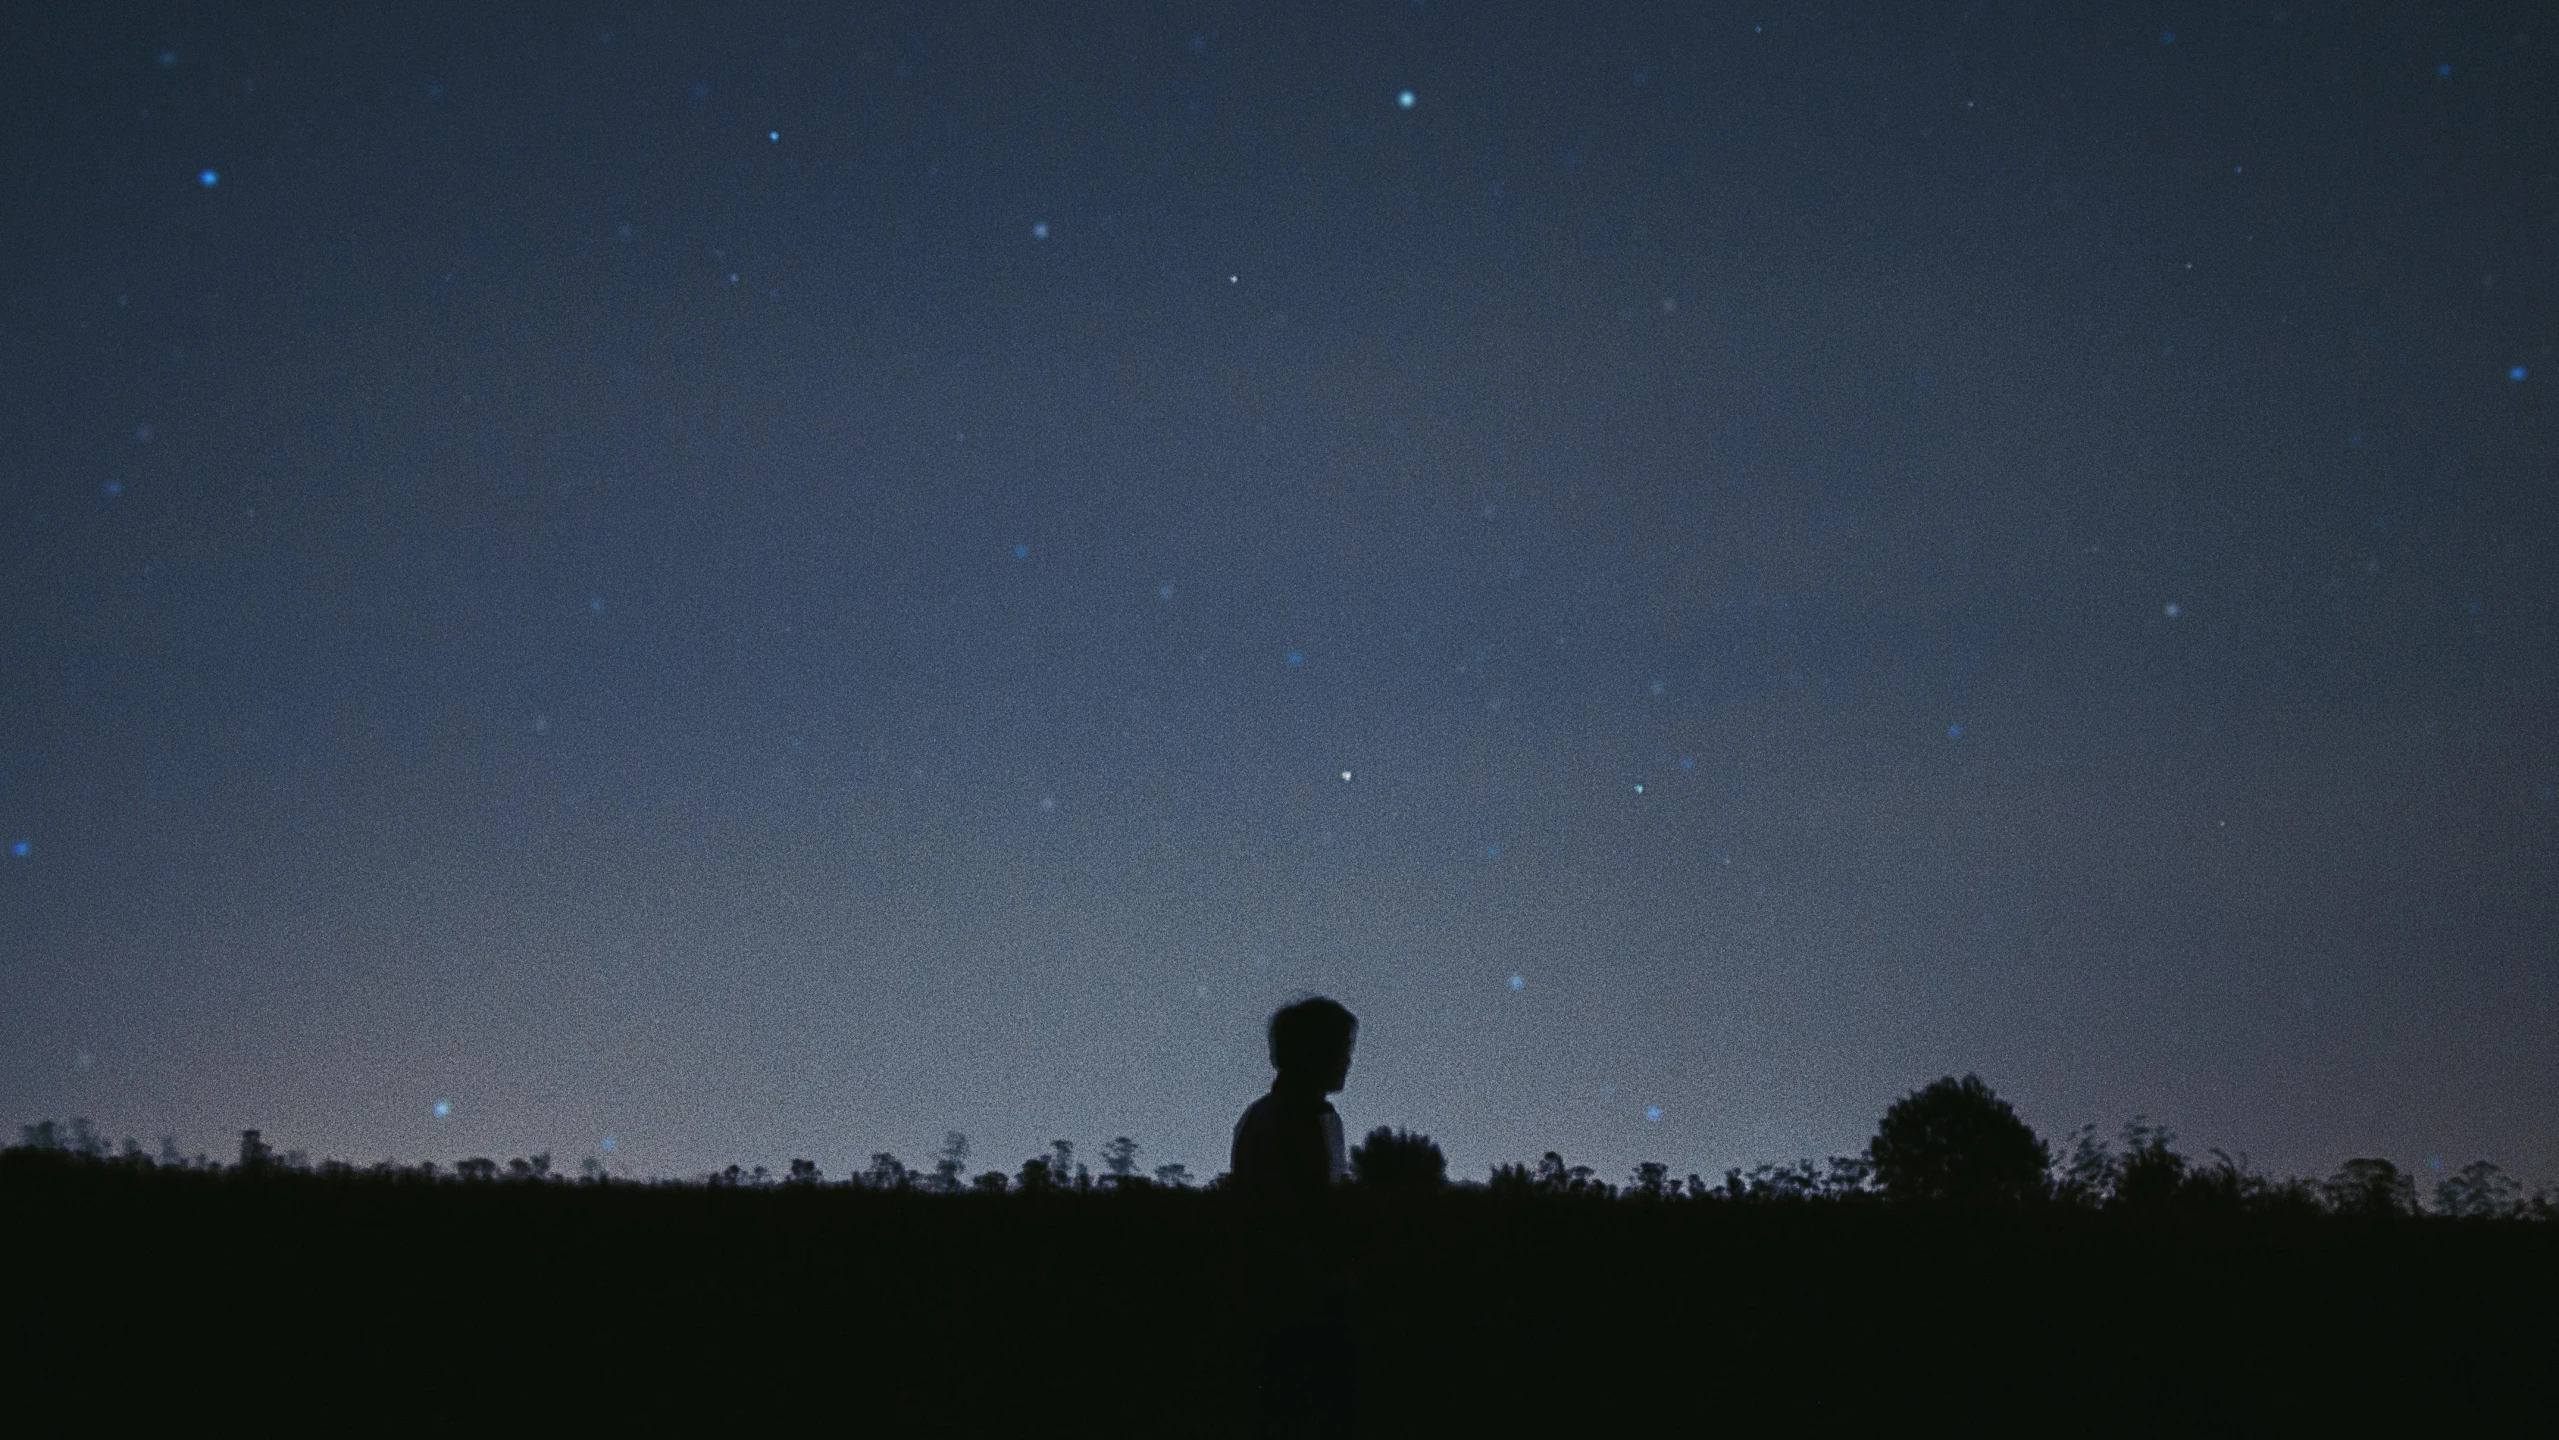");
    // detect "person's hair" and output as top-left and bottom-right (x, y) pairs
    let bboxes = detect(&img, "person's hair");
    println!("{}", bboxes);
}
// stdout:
(1267, 996), (1357, 1076)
